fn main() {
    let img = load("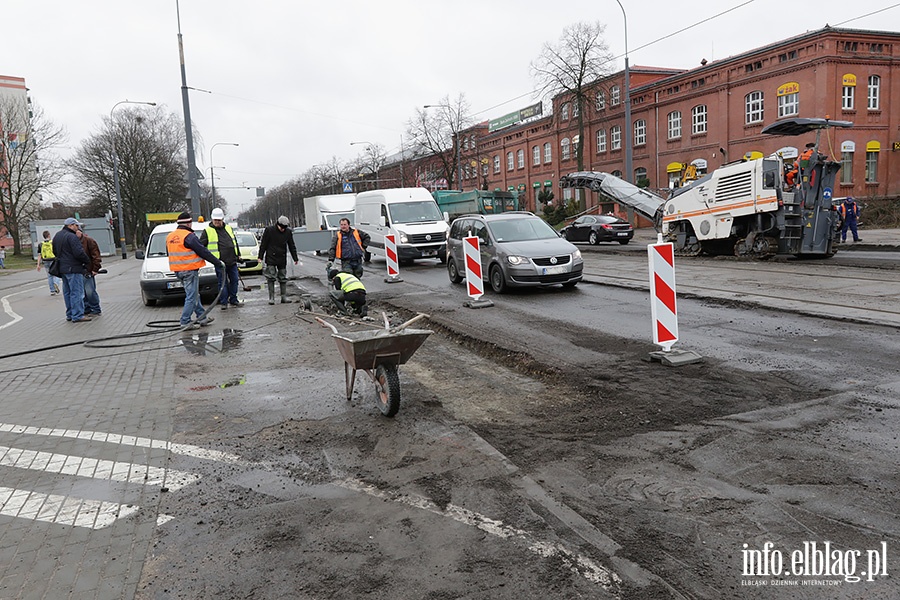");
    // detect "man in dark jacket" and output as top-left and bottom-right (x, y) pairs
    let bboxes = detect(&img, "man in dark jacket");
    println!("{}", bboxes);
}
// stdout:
(52, 217), (92, 322)
(327, 218), (369, 279)
(258, 215), (299, 305)
(75, 227), (103, 316)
